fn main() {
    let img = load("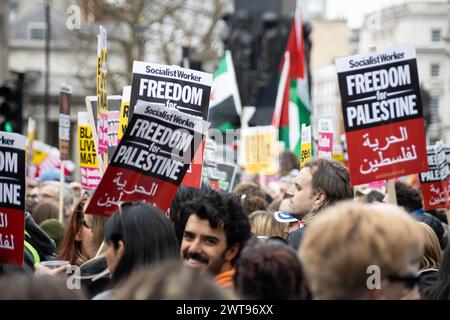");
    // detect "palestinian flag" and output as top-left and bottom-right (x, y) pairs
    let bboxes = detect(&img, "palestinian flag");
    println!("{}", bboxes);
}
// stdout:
(209, 50), (242, 131)
(272, 7), (311, 157)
